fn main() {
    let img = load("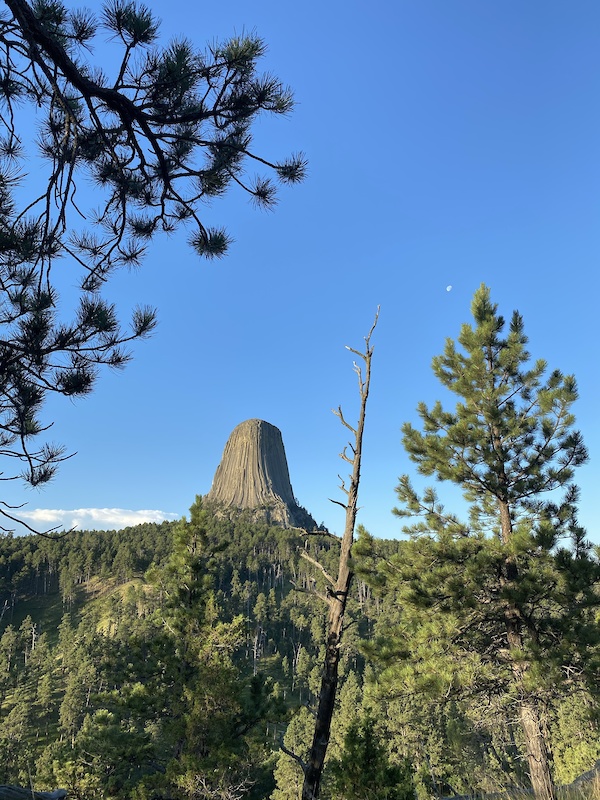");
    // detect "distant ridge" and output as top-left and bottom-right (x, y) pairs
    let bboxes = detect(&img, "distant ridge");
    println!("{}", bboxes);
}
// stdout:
(205, 419), (319, 530)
